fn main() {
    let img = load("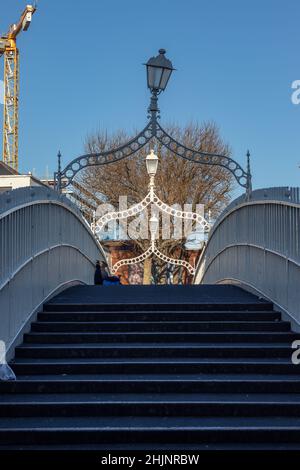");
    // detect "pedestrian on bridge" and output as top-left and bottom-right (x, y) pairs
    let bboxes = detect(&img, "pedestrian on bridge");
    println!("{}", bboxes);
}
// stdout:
(94, 260), (103, 285)
(94, 261), (121, 285)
